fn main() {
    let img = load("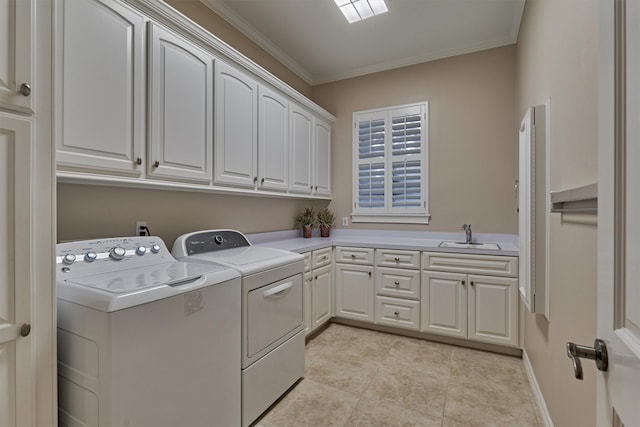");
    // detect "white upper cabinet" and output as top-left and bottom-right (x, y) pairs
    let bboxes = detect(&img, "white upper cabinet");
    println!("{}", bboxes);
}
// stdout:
(0, 0), (33, 114)
(258, 86), (289, 191)
(147, 22), (213, 184)
(214, 60), (258, 188)
(314, 118), (331, 197)
(289, 104), (313, 194)
(55, 0), (145, 176)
